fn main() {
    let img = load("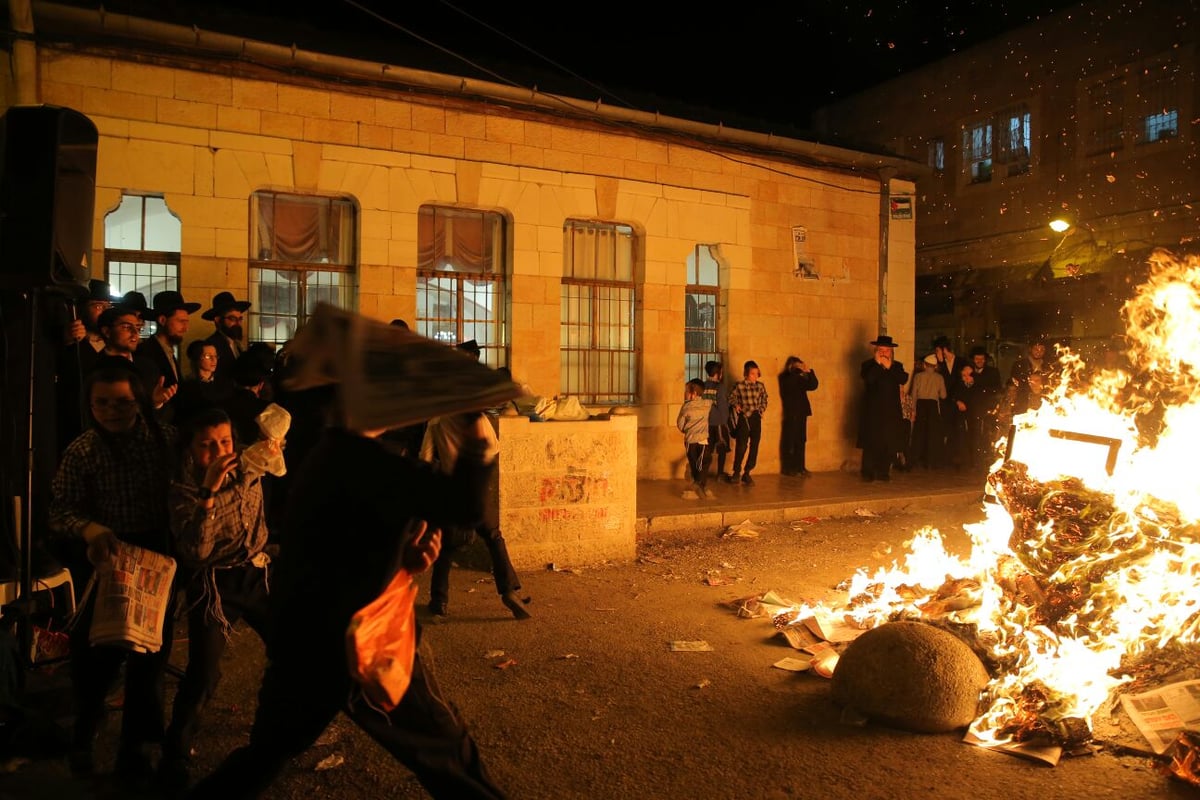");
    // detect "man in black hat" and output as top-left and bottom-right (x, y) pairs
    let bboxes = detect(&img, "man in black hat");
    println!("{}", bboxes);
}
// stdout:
(932, 336), (964, 469)
(58, 279), (115, 452)
(202, 291), (252, 384)
(136, 291), (202, 413)
(857, 334), (909, 482)
(120, 291), (150, 330)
